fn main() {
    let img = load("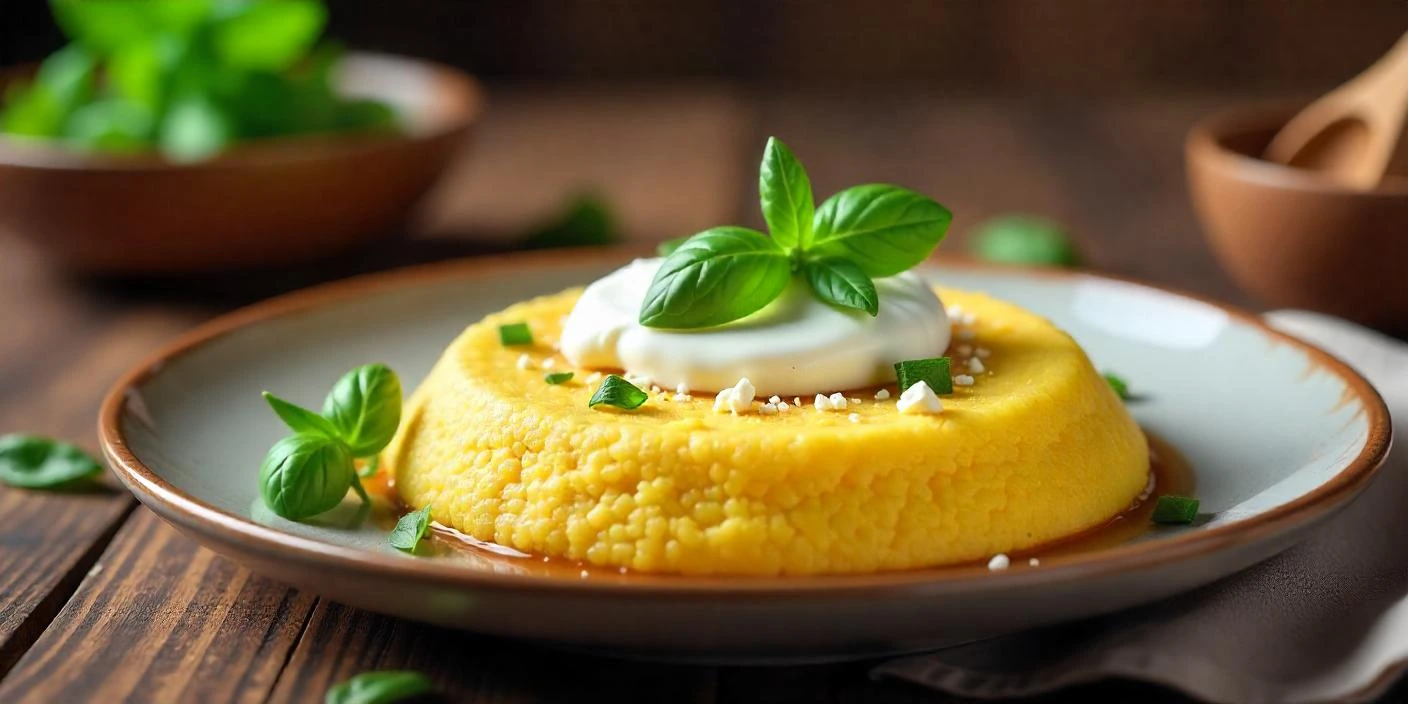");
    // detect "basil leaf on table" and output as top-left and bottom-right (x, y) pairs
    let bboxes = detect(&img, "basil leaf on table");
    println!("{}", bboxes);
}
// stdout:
(325, 670), (434, 704)
(263, 391), (340, 438)
(389, 505), (432, 552)
(803, 257), (879, 316)
(810, 184), (953, 277)
(321, 364), (403, 457)
(638, 227), (791, 329)
(0, 434), (103, 489)
(759, 136), (814, 249)
(258, 433), (355, 520)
